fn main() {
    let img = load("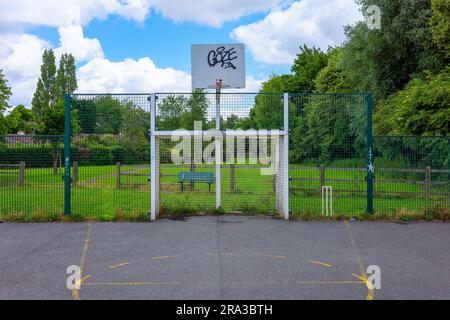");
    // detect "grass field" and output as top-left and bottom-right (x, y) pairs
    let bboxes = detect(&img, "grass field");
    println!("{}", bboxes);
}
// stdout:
(1, 162), (449, 221)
